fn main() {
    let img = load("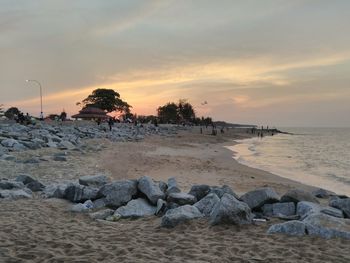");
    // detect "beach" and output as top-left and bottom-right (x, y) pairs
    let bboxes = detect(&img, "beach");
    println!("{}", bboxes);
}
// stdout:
(1, 126), (349, 263)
